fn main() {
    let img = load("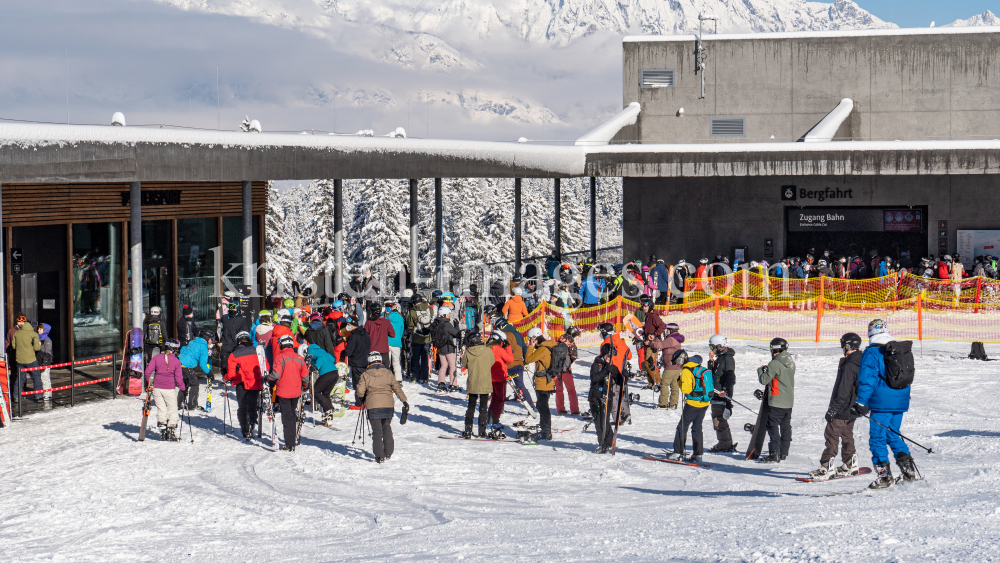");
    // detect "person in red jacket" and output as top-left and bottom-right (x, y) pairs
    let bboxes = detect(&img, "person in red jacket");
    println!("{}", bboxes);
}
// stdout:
(225, 331), (266, 442)
(364, 302), (396, 366)
(272, 334), (309, 451)
(269, 313), (298, 362)
(487, 330), (514, 424)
